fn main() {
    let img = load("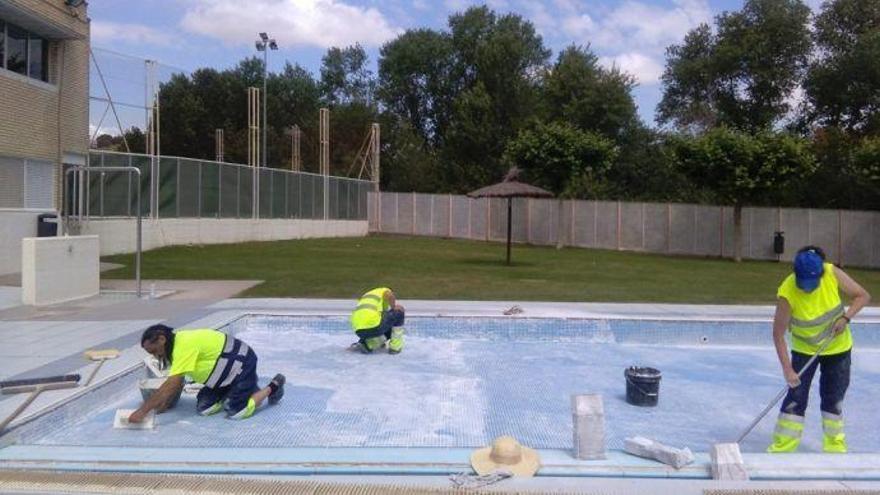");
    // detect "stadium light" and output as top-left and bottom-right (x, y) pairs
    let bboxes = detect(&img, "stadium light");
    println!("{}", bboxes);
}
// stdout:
(254, 33), (278, 170)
